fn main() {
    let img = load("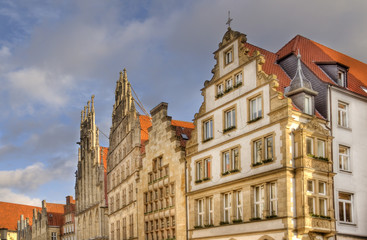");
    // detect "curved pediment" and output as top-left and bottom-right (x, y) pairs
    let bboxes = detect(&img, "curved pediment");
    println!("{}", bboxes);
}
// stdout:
(219, 27), (247, 49)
